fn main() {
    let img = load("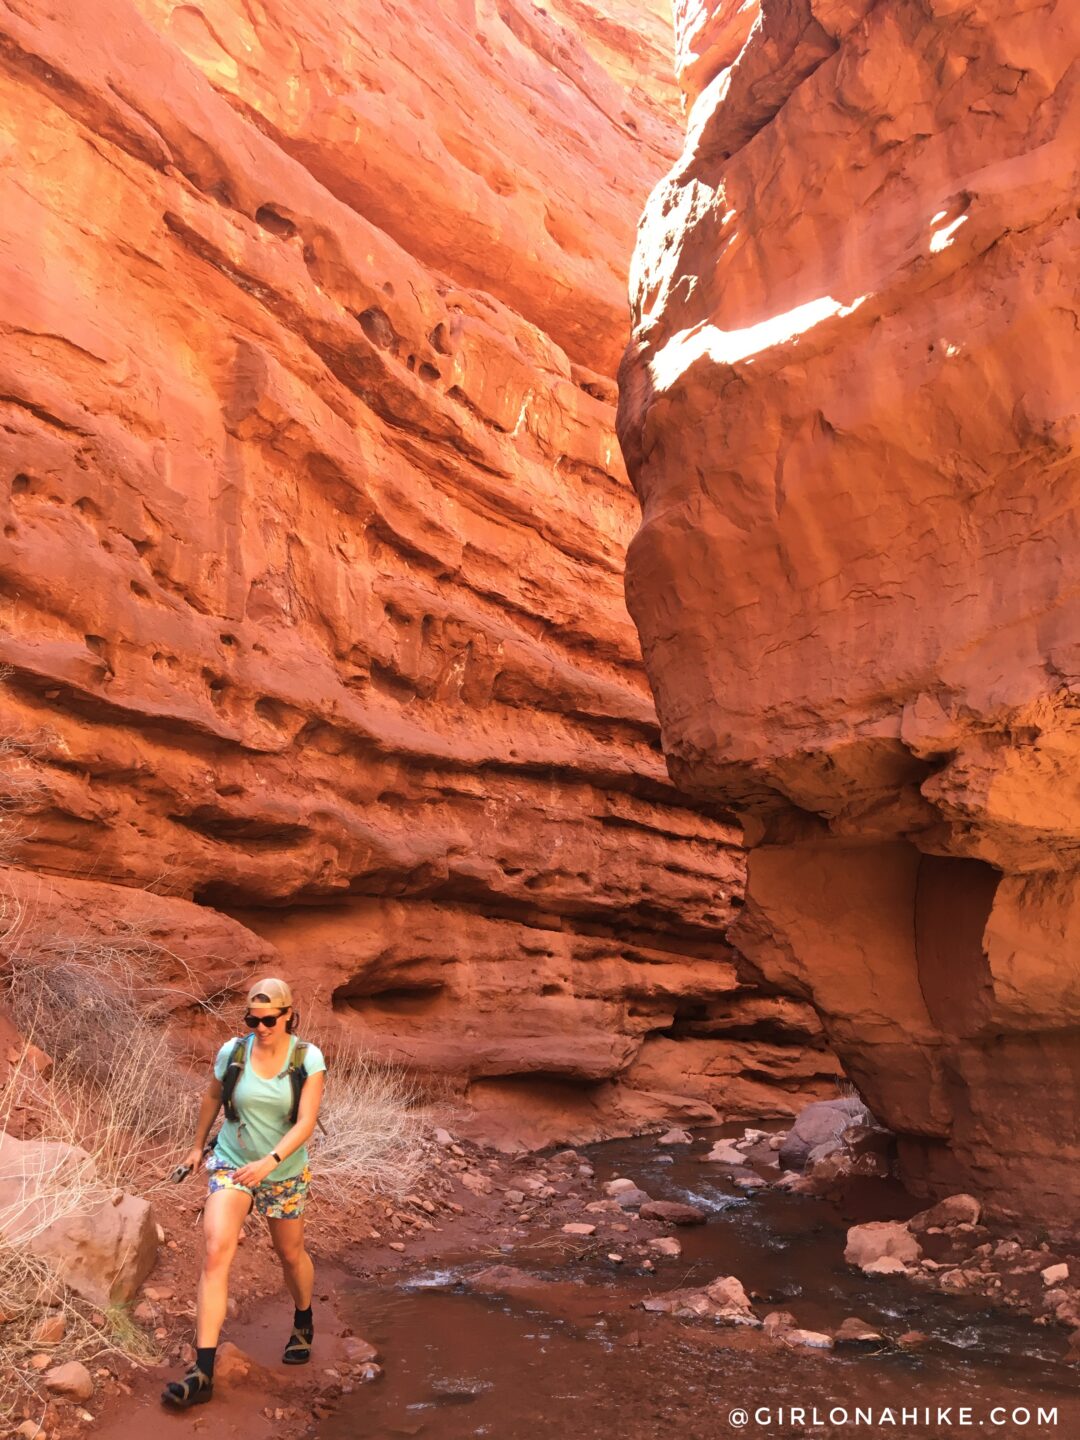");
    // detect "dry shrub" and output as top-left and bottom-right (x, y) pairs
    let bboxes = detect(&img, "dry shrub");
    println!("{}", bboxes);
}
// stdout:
(302, 1032), (428, 1204)
(0, 955), (200, 1411)
(3, 956), (200, 1192)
